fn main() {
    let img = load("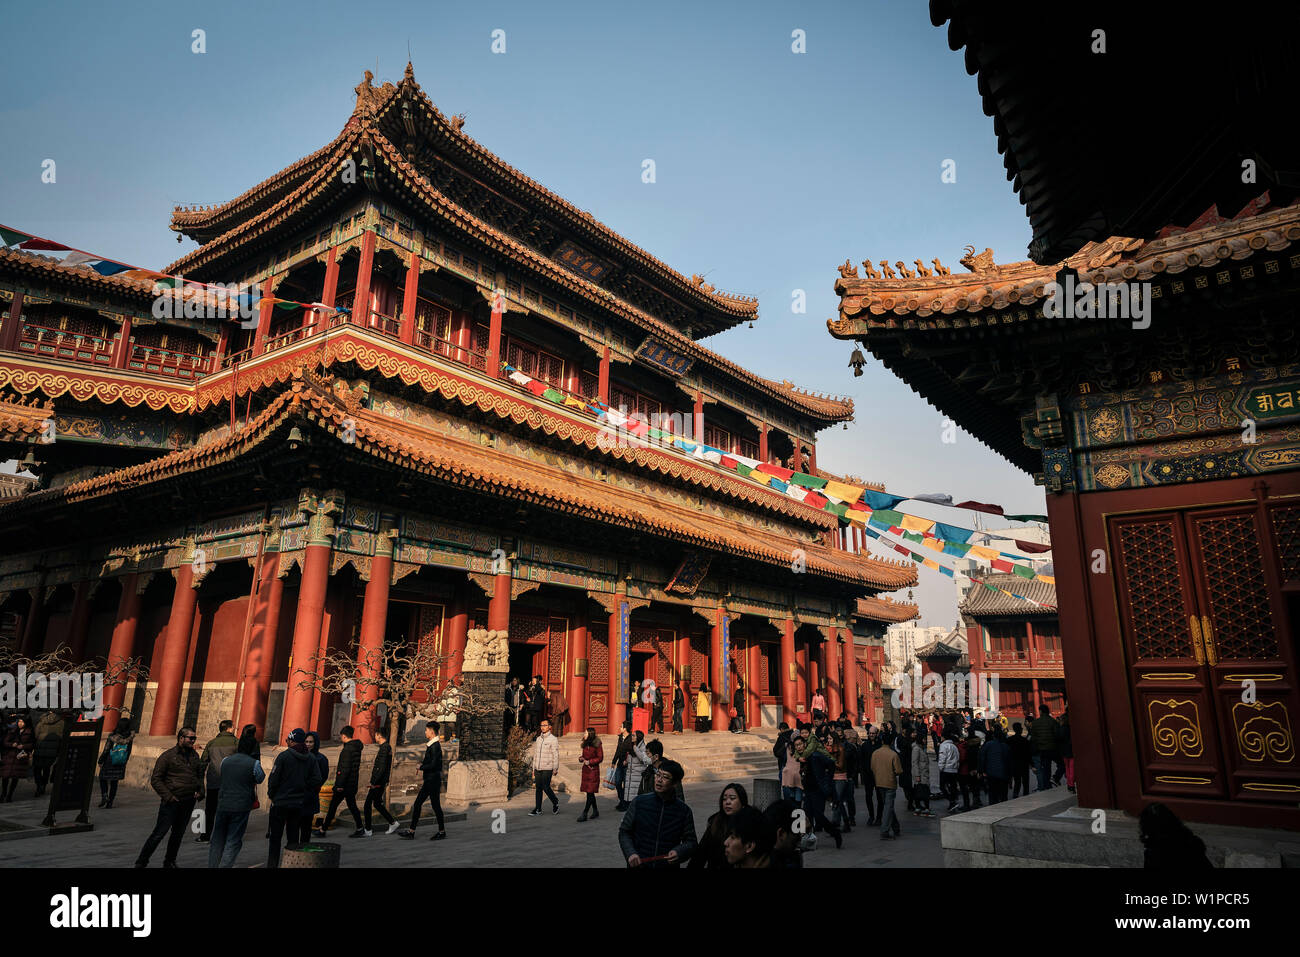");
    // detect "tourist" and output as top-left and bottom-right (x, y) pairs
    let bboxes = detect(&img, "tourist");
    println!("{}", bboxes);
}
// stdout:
(577, 726), (603, 822)
(1030, 705), (1060, 792)
(690, 781), (749, 868)
(1139, 802), (1212, 870)
(267, 728), (322, 868)
(859, 727), (879, 825)
(301, 731), (329, 832)
(979, 728), (1012, 805)
(695, 682), (711, 733)
(618, 759), (696, 868)
(504, 677), (526, 733)
(723, 804), (774, 868)
(651, 682), (665, 734)
(317, 724), (364, 837)
(612, 720), (635, 811)
(957, 729), (981, 811)
(96, 717), (134, 809)
(623, 729), (650, 801)
(672, 681), (685, 734)
(896, 728), (915, 813)
(732, 679), (746, 733)
(1057, 707), (1074, 792)
(763, 798), (803, 868)
(134, 727), (203, 869)
(529, 718), (561, 816)
(938, 732), (961, 813)
(33, 709), (65, 798)
(363, 726), (398, 835)
(525, 675), (547, 733)
(798, 731), (843, 848)
(871, 731), (903, 840)
(401, 721), (447, 840)
(773, 721), (792, 780)
(781, 734), (804, 804)
(1008, 722), (1032, 798)
(811, 687), (827, 721)
(208, 728), (264, 868)
(911, 729), (933, 817)
(637, 739), (683, 800)
(829, 734), (853, 831)
(195, 719), (238, 844)
(1, 713), (34, 801)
